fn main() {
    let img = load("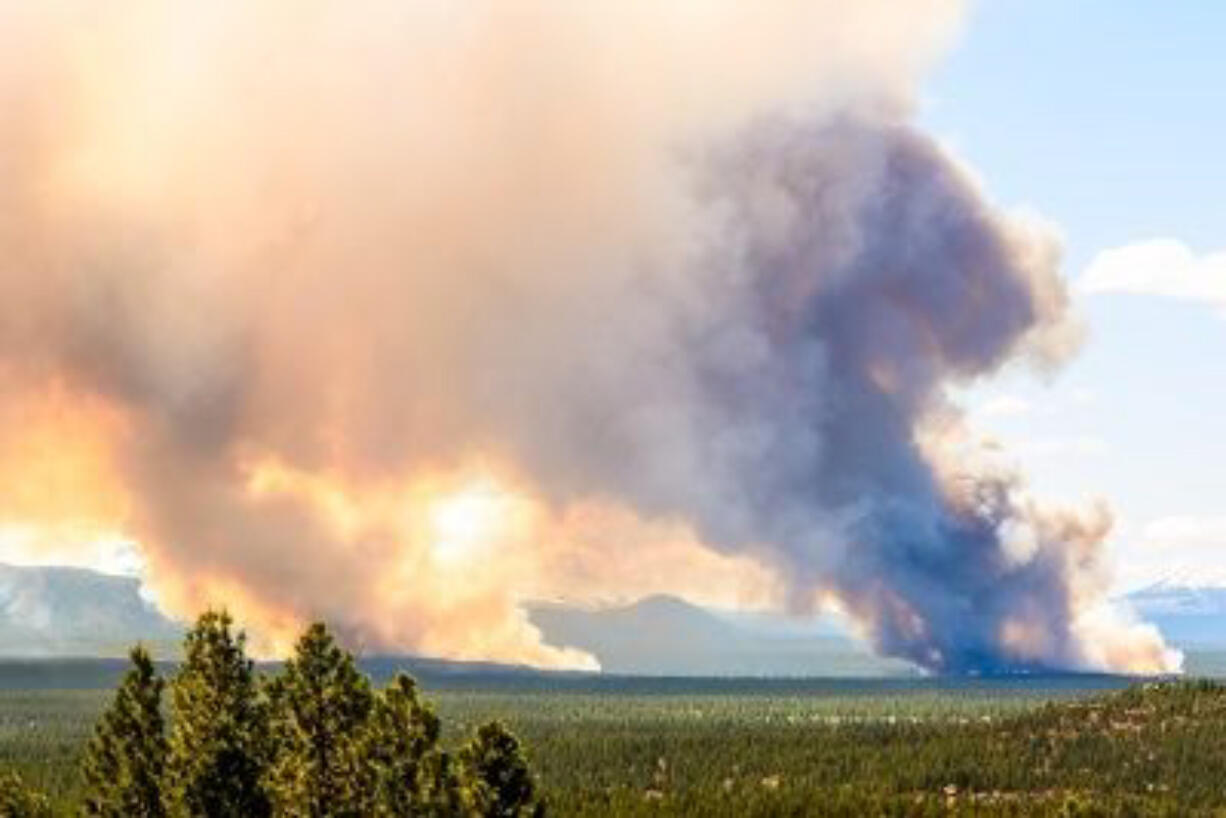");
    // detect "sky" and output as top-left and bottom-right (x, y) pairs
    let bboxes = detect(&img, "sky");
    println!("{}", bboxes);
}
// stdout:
(0, 1), (1218, 671)
(922, 0), (1226, 591)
